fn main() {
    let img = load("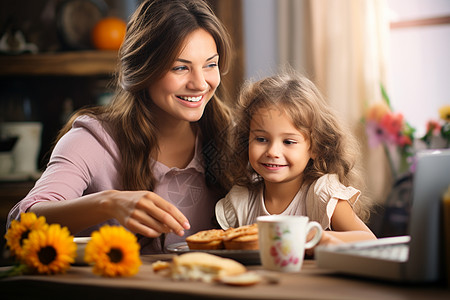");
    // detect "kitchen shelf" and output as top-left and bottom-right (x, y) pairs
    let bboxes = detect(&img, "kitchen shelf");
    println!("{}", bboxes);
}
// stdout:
(0, 51), (118, 76)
